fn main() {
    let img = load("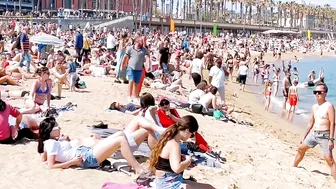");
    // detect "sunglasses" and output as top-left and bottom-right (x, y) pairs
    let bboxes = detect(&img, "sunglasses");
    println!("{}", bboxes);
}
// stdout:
(191, 132), (195, 138)
(313, 90), (326, 95)
(159, 100), (170, 107)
